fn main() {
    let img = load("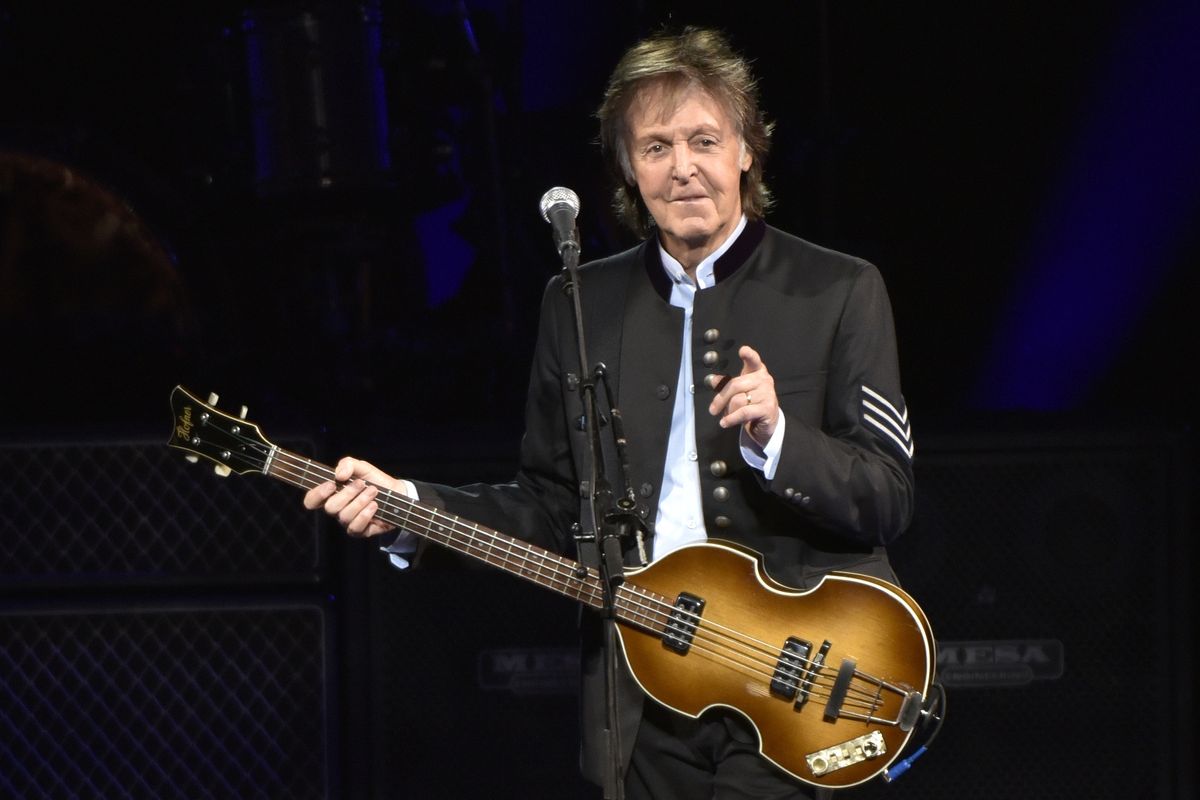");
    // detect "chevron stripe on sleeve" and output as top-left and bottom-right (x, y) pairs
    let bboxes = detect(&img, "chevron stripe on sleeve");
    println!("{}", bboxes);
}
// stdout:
(861, 385), (914, 459)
